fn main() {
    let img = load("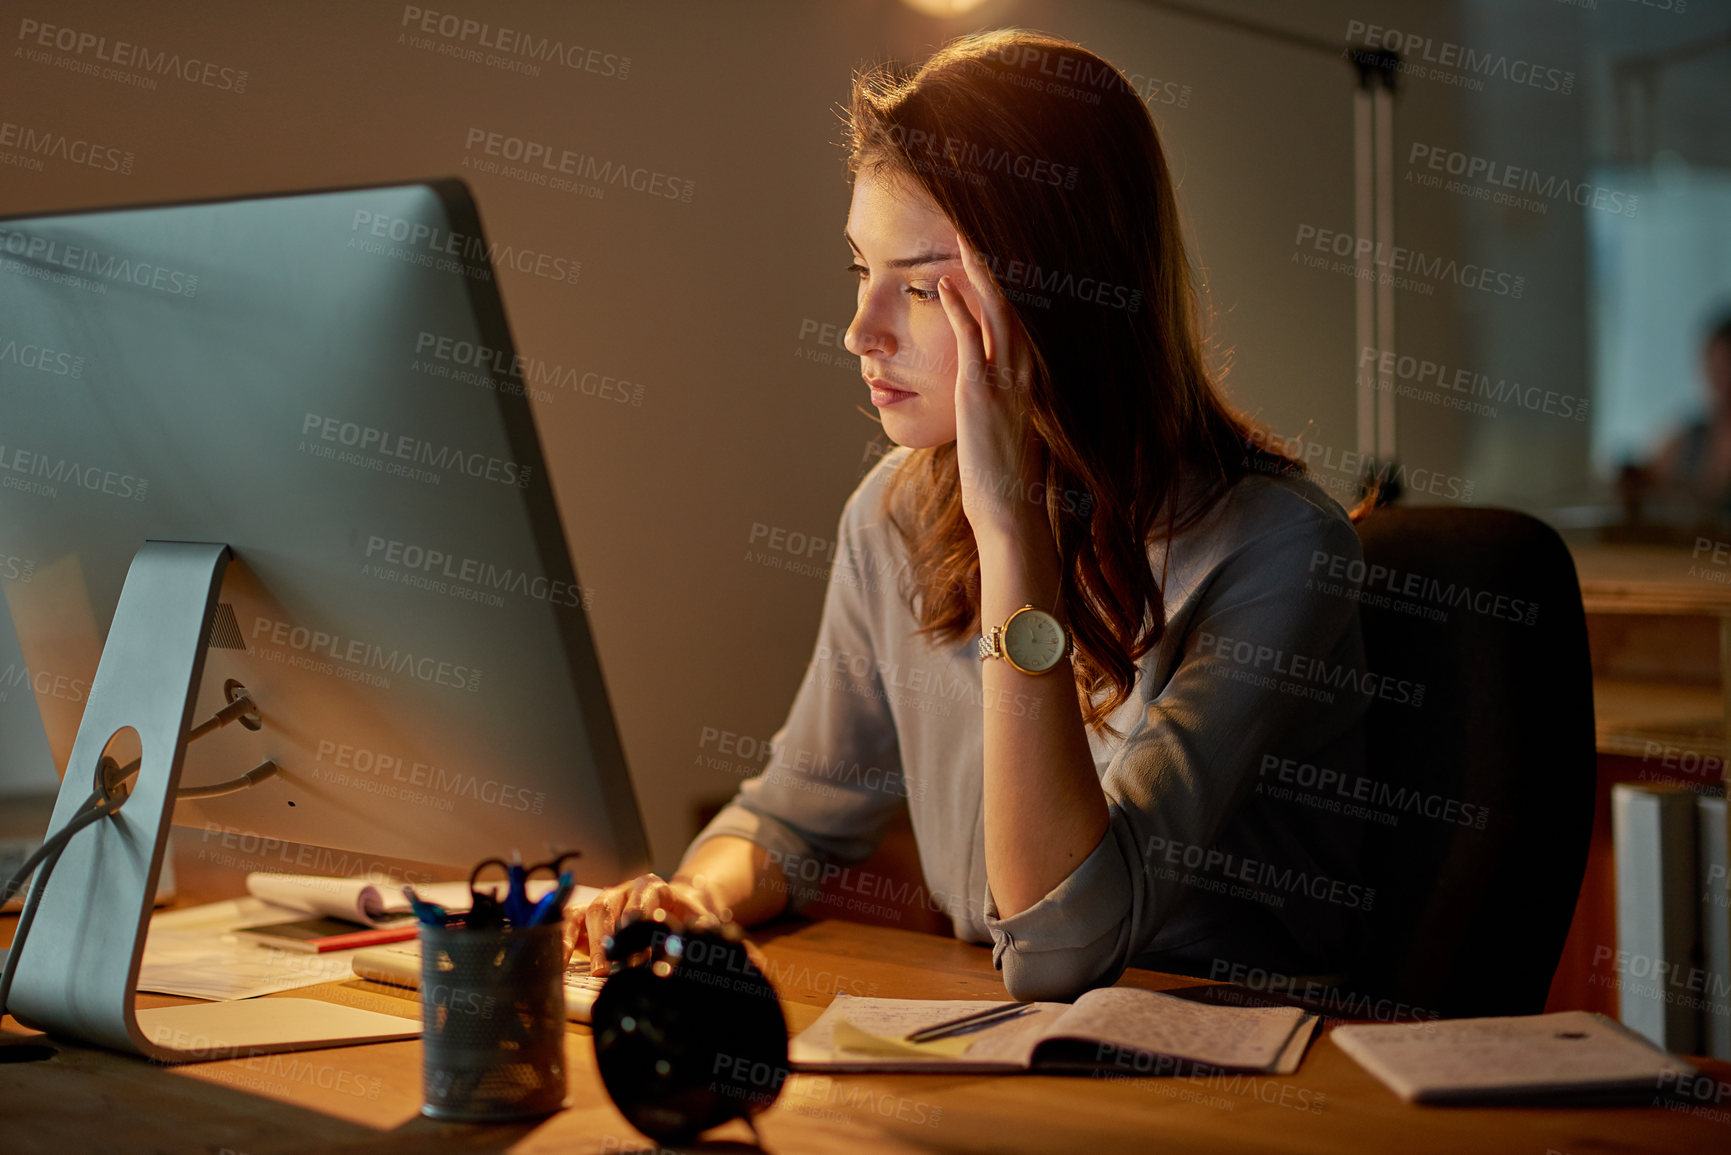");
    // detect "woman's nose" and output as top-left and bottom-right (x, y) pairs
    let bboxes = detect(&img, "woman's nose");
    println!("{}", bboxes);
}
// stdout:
(845, 294), (893, 359)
